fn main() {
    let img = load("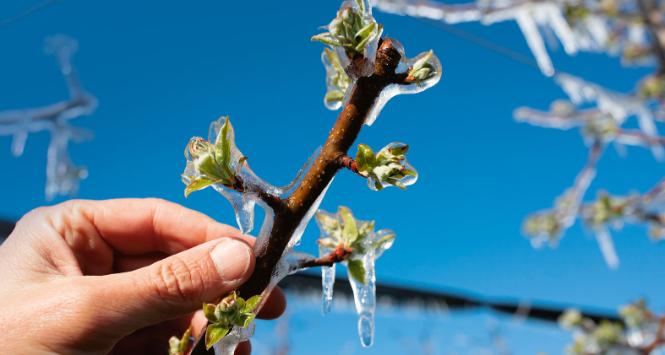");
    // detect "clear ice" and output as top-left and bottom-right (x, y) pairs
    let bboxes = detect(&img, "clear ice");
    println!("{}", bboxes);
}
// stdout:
(364, 44), (442, 126)
(315, 207), (395, 347)
(0, 34), (96, 200)
(182, 116), (321, 234)
(373, 0), (654, 75)
(516, 73), (664, 159)
(317, 1), (442, 126)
